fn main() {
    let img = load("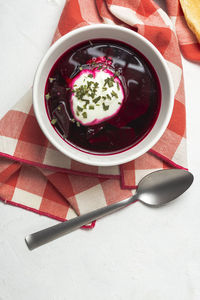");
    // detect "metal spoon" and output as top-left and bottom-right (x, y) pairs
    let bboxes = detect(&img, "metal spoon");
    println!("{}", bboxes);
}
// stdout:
(25, 169), (193, 250)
